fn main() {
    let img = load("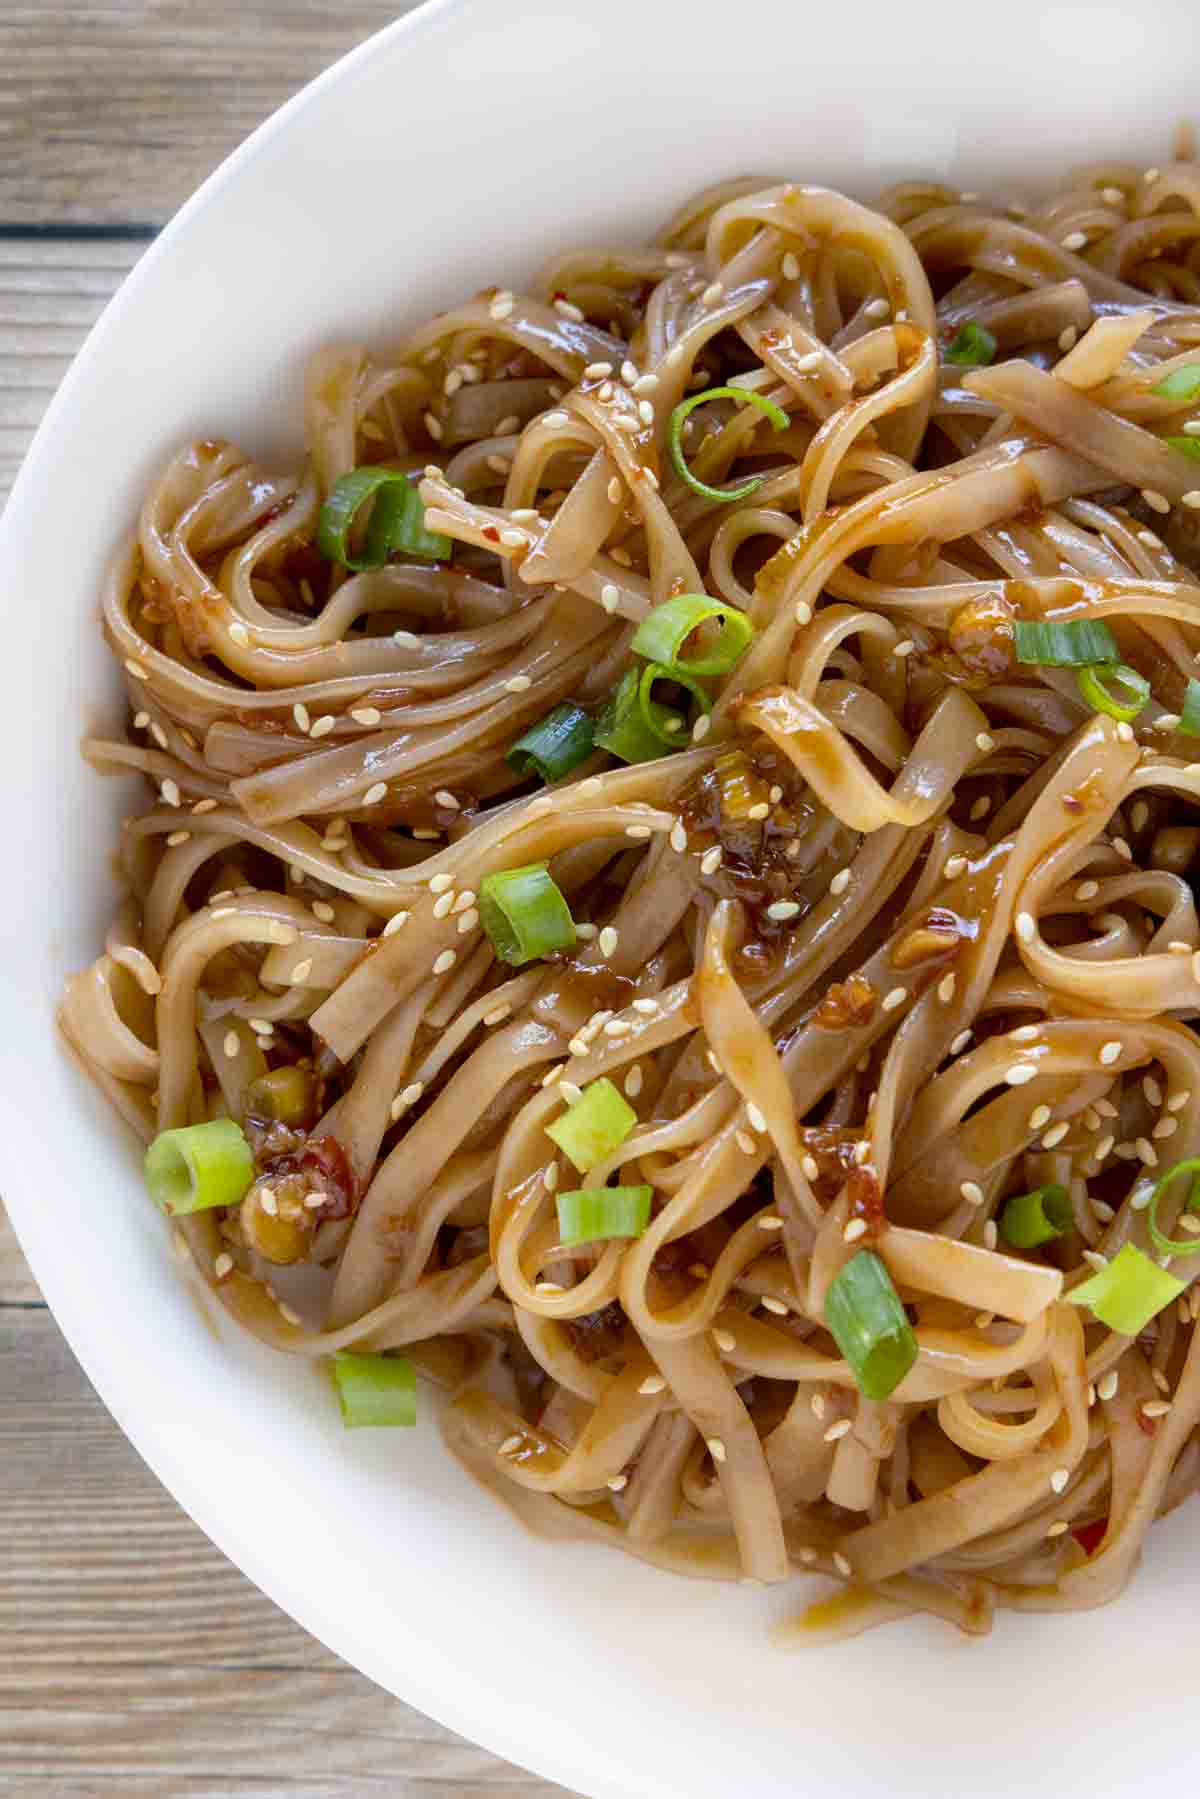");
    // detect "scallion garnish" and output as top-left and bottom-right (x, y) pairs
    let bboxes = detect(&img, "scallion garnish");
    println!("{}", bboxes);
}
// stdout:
(556, 1184), (652, 1245)
(631, 593), (755, 677)
(1165, 435), (1200, 464)
(1179, 677), (1200, 736)
(667, 385), (789, 504)
(478, 863), (576, 966)
(1152, 364), (1200, 401)
(1064, 1242), (1184, 1336)
(1012, 619), (1120, 667)
(330, 1352), (416, 1427)
(317, 468), (451, 570)
(143, 1117), (256, 1216)
(945, 322), (997, 367)
(594, 663), (710, 763)
(1076, 662), (1150, 724)
(506, 703), (595, 783)
(1144, 1156), (1200, 1259)
(1000, 1183), (1072, 1249)
(545, 1077), (637, 1172)
(824, 1250), (918, 1402)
